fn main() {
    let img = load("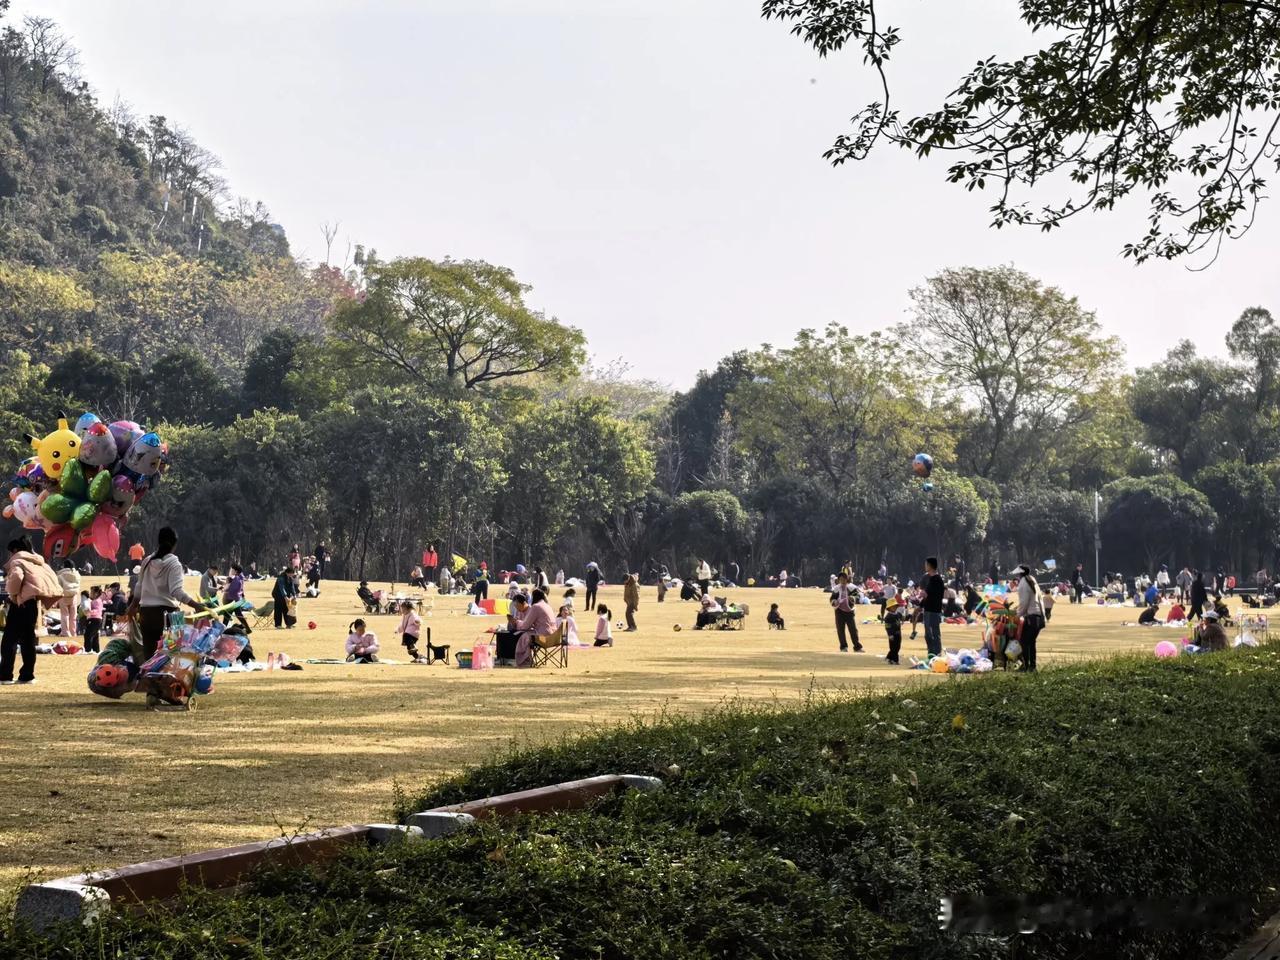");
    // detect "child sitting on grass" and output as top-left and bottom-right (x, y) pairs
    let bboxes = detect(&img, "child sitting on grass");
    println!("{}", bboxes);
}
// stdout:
(594, 604), (613, 647)
(766, 603), (785, 629)
(345, 619), (380, 663)
(556, 604), (582, 646)
(397, 601), (425, 662)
